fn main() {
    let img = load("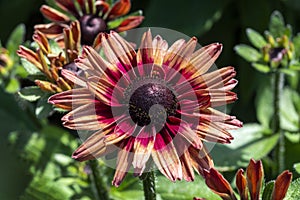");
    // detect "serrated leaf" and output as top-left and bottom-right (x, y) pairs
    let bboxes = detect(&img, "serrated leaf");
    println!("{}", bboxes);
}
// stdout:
(18, 86), (44, 102)
(269, 11), (285, 38)
(246, 28), (267, 49)
(285, 178), (300, 199)
(294, 163), (300, 174)
(262, 181), (275, 200)
(35, 93), (53, 119)
(21, 58), (42, 75)
(211, 124), (279, 170)
(6, 24), (25, 55)
(234, 44), (262, 62)
(252, 63), (270, 73)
